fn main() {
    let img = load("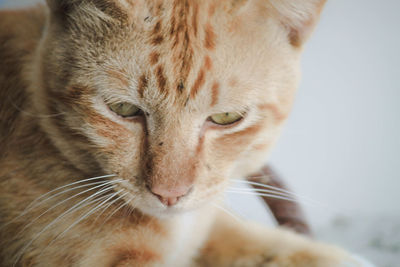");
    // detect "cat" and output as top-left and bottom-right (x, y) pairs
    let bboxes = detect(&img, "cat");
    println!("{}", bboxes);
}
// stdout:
(0, 0), (360, 266)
